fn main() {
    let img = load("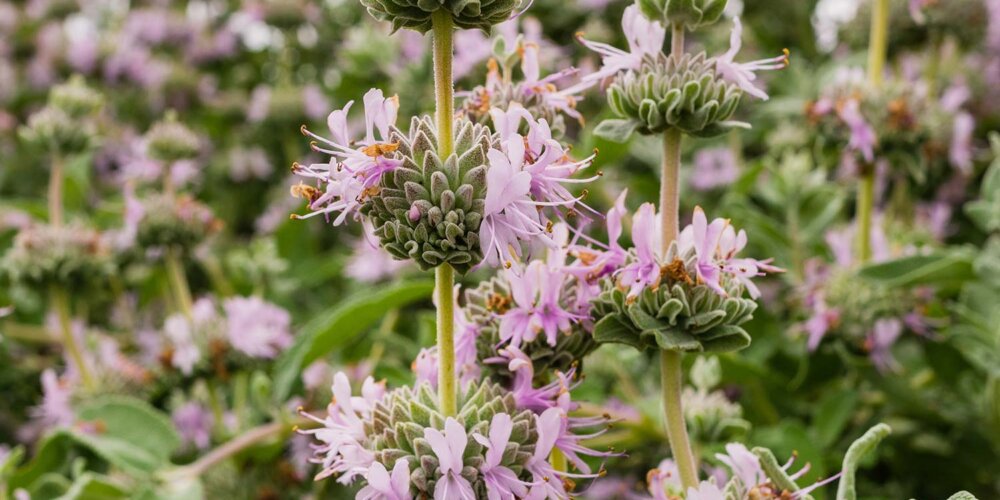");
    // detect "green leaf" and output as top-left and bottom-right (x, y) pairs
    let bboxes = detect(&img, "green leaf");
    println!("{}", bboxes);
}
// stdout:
(592, 315), (643, 350)
(592, 119), (640, 143)
(946, 491), (980, 500)
(858, 250), (976, 288)
(75, 396), (181, 469)
(813, 388), (859, 448)
(835, 423), (891, 500)
(272, 280), (434, 402)
(56, 473), (128, 500)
